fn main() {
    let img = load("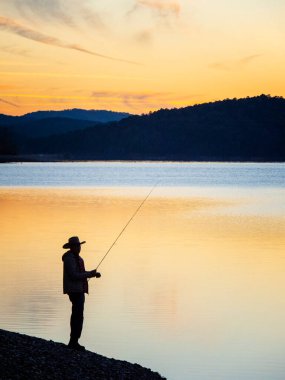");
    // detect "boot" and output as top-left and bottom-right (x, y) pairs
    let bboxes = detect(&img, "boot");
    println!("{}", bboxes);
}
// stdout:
(67, 338), (85, 351)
